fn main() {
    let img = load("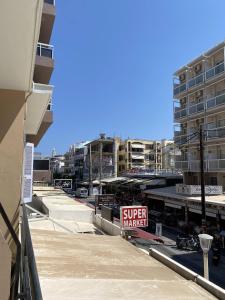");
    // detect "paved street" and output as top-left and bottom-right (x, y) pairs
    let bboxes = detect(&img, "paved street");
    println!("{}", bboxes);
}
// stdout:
(134, 225), (225, 289)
